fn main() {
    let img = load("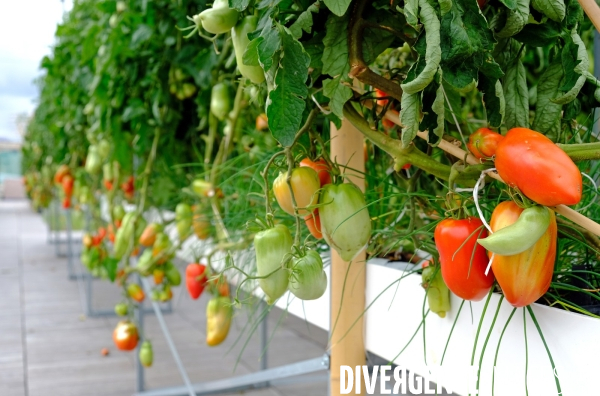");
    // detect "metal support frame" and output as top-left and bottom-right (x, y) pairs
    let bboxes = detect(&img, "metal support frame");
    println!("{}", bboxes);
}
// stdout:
(133, 279), (329, 396)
